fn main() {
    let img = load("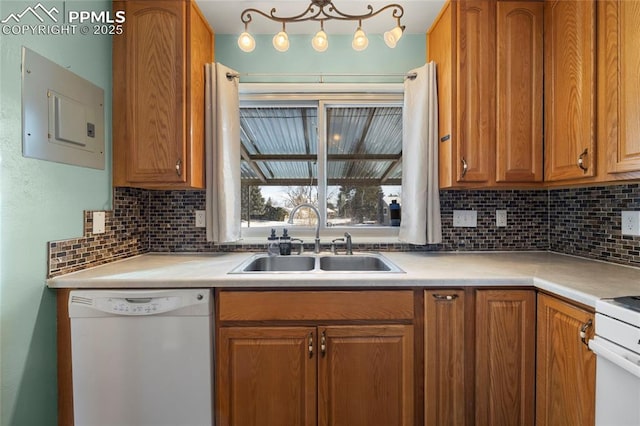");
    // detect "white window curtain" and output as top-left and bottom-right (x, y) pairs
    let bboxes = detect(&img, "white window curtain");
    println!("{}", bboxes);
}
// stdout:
(204, 63), (241, 243)
(399, 62), (442, 245)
